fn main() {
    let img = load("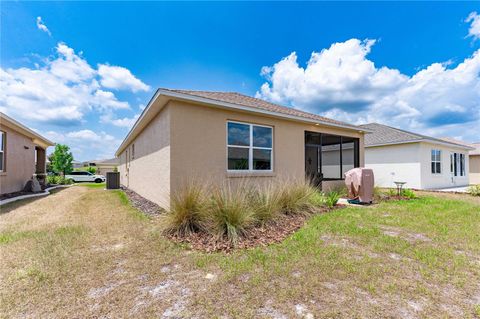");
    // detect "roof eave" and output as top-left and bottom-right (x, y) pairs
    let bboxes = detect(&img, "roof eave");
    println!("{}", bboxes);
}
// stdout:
(365, 138), (475, 150)
(115, 89), (372, 156)
(0, 112), (55, 148)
